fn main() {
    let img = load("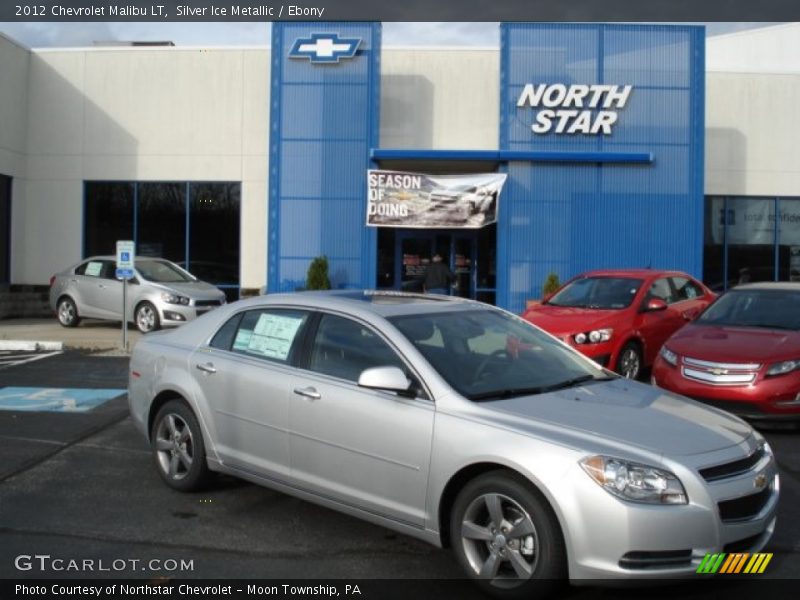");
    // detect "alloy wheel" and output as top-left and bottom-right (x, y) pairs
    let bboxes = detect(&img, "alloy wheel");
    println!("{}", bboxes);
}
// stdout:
(154, 413), (194, 481)
(460, 492), (540, 587)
